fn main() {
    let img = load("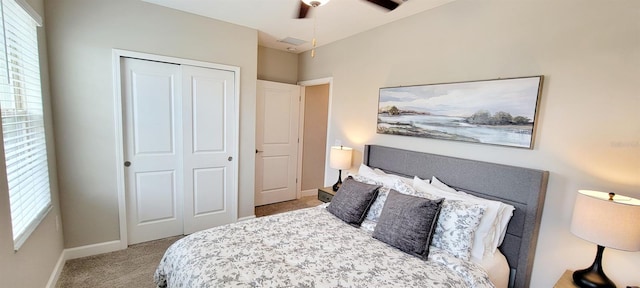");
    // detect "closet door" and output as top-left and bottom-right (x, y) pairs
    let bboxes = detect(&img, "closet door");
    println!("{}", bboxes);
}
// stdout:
(182, 65), (237, 234)
(122, 58), (183, 244)
(122, 57), (238, 244)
